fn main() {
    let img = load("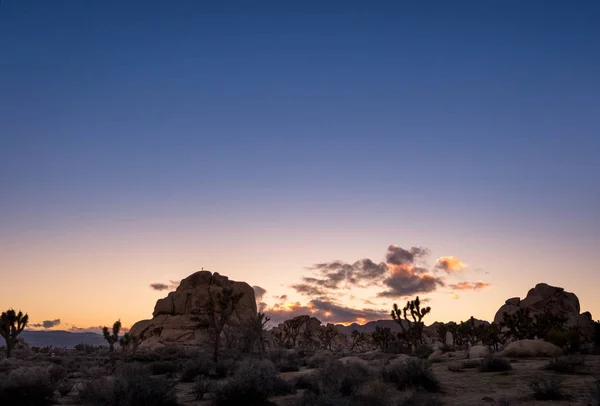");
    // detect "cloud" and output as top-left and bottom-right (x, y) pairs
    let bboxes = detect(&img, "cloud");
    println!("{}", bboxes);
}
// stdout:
(386, 245), (428, 265)
(449, 281), (490, 291)
(150, 280), (181, 291)
(253, 286), (267, 301)
(449, 292), (460, 300)
(31, 319), (61, 329)
(435, 256), (468, 272)
(378, 272), (444, 298)
(68, 324), (130, 334)
(291, 283), (328, 296)
(264, 298), (389, 325)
